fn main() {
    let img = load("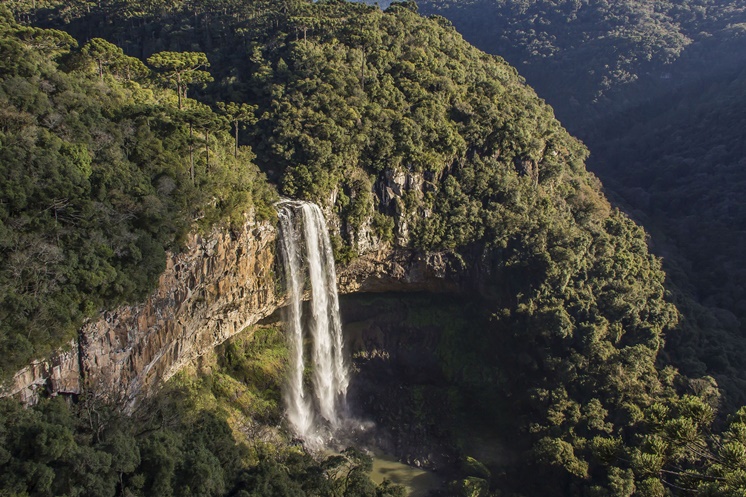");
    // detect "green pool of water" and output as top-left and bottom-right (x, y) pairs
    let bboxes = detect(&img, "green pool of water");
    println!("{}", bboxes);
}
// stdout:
(369, 453), (442, 496)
